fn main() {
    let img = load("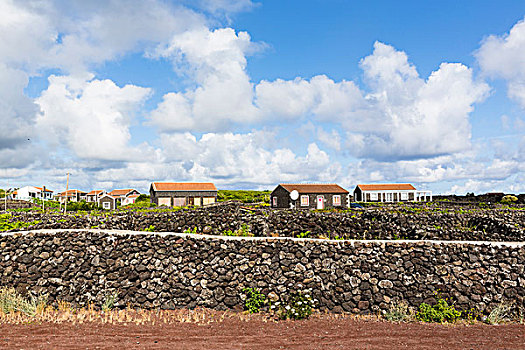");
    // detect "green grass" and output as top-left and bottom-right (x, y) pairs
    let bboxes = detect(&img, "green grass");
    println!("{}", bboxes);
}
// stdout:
(217, 190), (270, 203)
